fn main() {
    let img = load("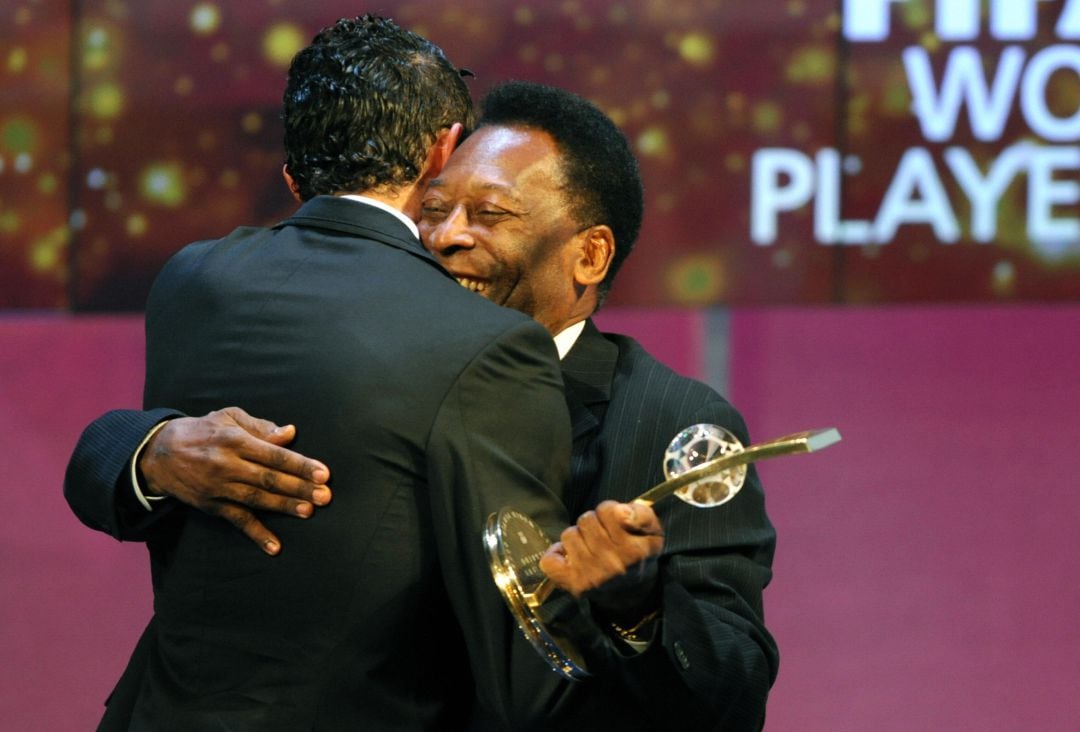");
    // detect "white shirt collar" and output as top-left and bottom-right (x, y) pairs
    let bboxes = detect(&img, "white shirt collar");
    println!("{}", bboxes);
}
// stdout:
(553, 320), (586, 360)
(338, 194), (420, 240)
